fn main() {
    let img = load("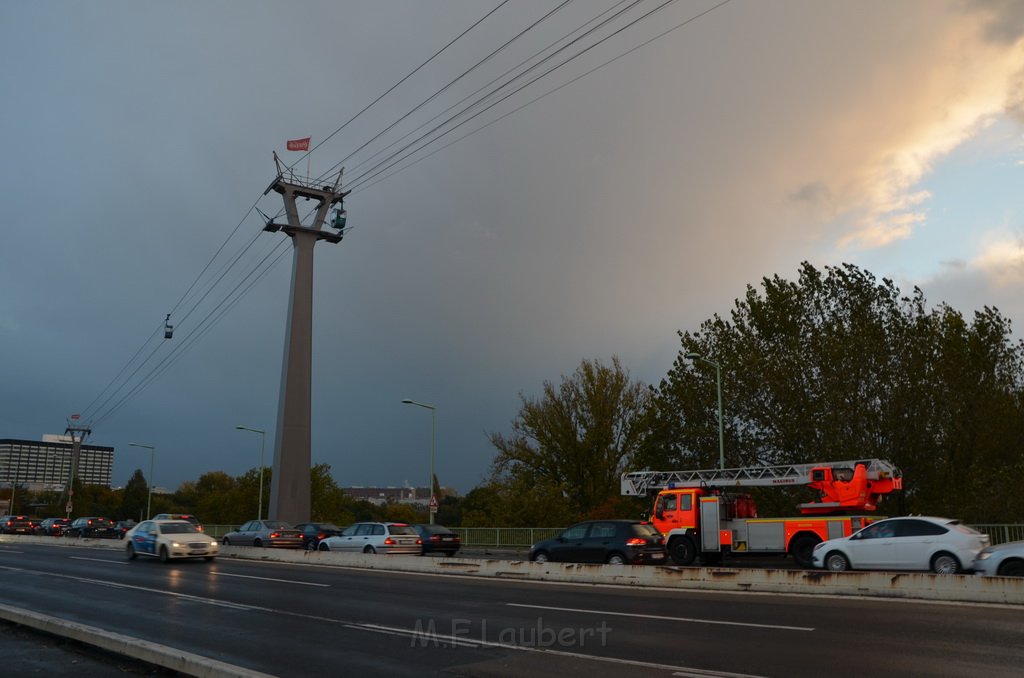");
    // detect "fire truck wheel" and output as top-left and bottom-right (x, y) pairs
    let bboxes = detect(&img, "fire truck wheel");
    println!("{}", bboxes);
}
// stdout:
(930, 552), (961, 574)
(789, 535), (820, 569)
(669, 537), (697, 566)
(824, 552), (849, 571)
